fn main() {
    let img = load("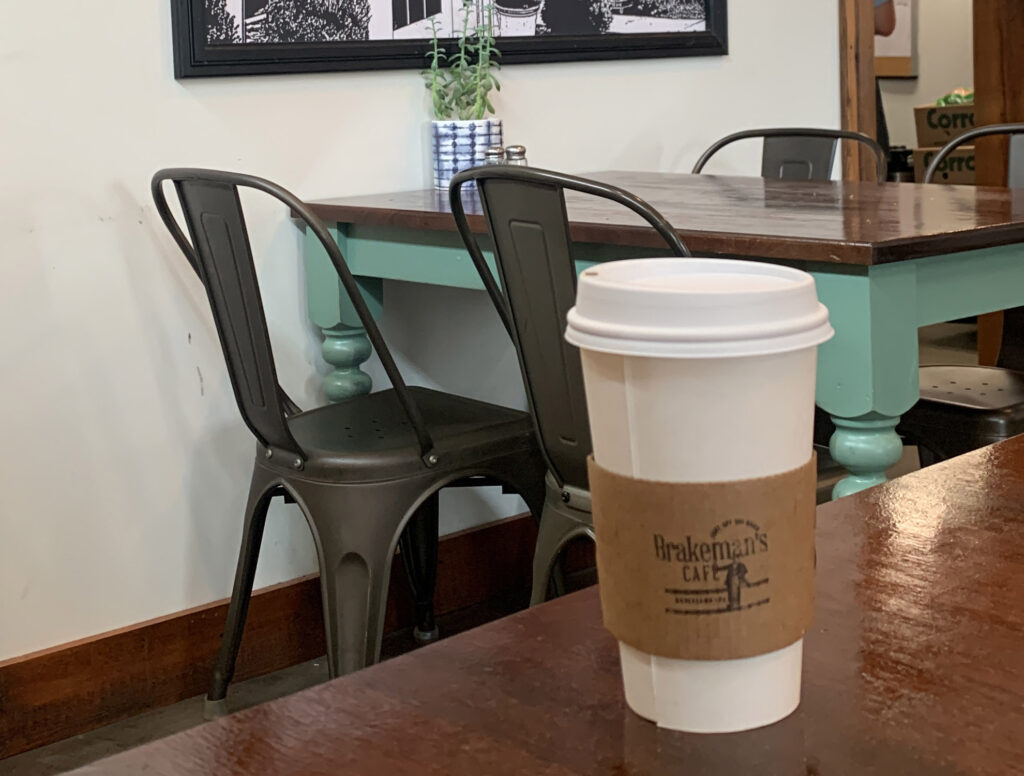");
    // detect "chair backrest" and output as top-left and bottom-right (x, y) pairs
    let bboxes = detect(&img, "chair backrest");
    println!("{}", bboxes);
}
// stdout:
(449, 166), (690, 491)
(151, 168), (436, 465)
(692, 127), (888, 183)
(922, 123), (1024, 185)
